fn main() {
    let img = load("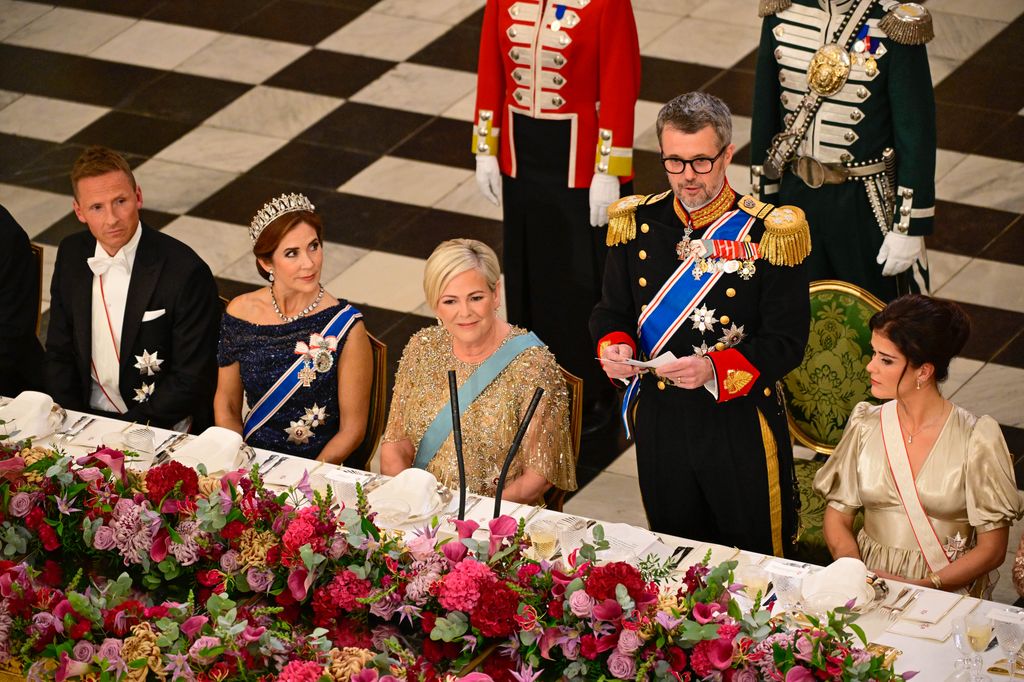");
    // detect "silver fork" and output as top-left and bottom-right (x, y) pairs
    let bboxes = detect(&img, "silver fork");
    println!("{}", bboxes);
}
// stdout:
(886, 589), (920, 622)
(62, 416), (95, 444)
